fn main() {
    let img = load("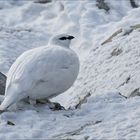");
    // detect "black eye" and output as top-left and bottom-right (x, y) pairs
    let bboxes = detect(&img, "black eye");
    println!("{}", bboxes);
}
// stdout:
(67, 36), (74, 40)
(59, 37), (67, 40)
